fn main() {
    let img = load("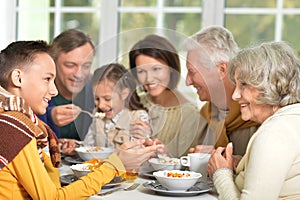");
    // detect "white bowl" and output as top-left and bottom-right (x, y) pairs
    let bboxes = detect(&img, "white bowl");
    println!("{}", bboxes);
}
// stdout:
(153, 170), (201, 191)
(70, 163), (91, 178)
(149, 157), (182, 171)
(75, 146), (114, 161)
